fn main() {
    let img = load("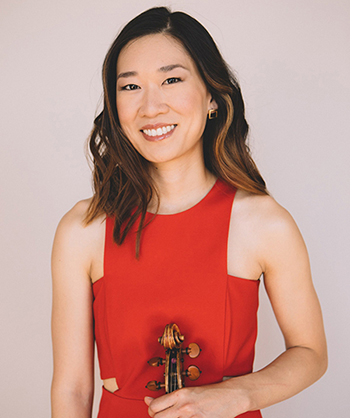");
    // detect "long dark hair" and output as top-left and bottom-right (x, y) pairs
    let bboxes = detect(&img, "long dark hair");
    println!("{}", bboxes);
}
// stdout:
(85, 6), (267, 256)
